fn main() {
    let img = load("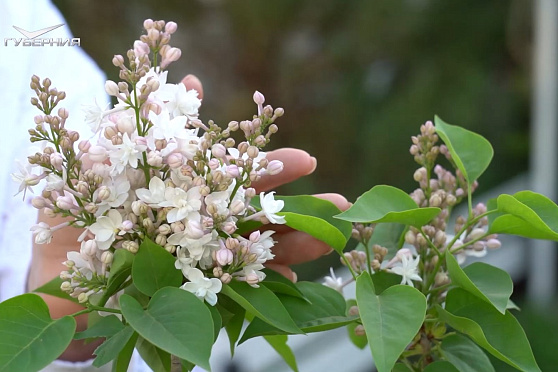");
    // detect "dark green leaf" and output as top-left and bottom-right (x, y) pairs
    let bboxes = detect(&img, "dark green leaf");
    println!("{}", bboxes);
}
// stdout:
(437, 288), (540, 372)
(335, 185), (440, 227)
(346, 300), (367, 349)
(355, 272), (427, 372)
(368, 223), (406, 258)
(120, 287), (214, 370)
(261, 268), (307, 301)
(33, 276), (79, 304)
(370, 271), (403, 295)
(0, 294), (76, 372)
(221, 299), (245, 356)
(446, 254), (513, 314)
(136, 336), (171, 372)
(93, 326), (135, 367)
(392, 363), (413, 372)
(74, 315), (124, 340)
(221, 281), (301, 334)
(110, 330), (138, 372)
(440, 333), (494, 372)
(132, 238), (183, 297)
(100, 249), (134, 305)
(264, 335), (299, 372)
(423, 361), (460, 372)
(434, 116), (493, 184)
(206, 302), (222, 342)
(239, 282), (356, 342)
